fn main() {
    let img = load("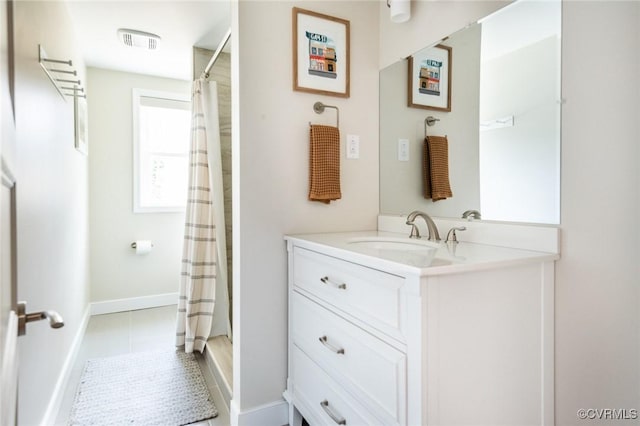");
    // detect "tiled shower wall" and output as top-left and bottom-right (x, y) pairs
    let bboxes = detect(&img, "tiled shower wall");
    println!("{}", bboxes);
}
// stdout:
(193, 47), (232, 319)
